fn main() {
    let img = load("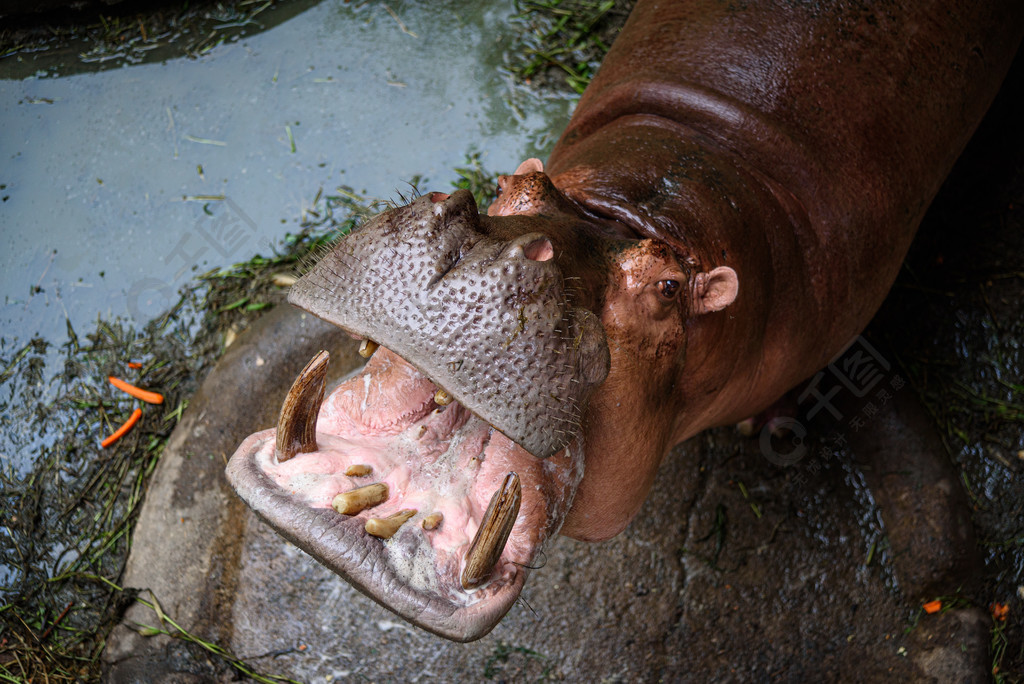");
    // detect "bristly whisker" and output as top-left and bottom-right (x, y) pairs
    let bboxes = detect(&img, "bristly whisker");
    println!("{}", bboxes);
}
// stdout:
(515, 593), (538, 619)
(513, 548), (547, 571)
